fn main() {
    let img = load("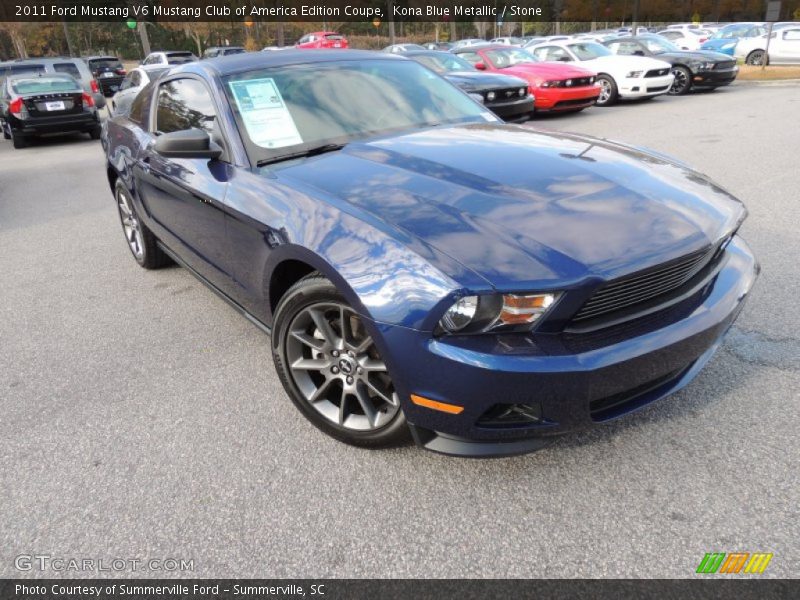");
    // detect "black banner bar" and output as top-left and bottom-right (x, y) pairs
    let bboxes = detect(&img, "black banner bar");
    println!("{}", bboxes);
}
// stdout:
(1, 580), (799, 600)
(0, 0), (790, 23)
